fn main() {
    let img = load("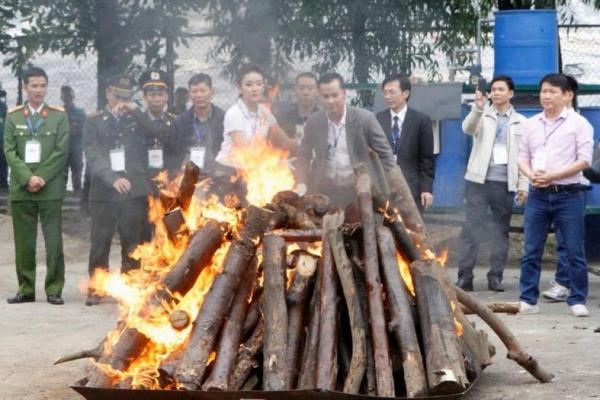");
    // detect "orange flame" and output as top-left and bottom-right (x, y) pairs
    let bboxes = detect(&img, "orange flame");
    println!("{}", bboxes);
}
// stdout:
(396, 252), (415, 297)
(228, 136), (295, 207)
(450, 301), (464, 337)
